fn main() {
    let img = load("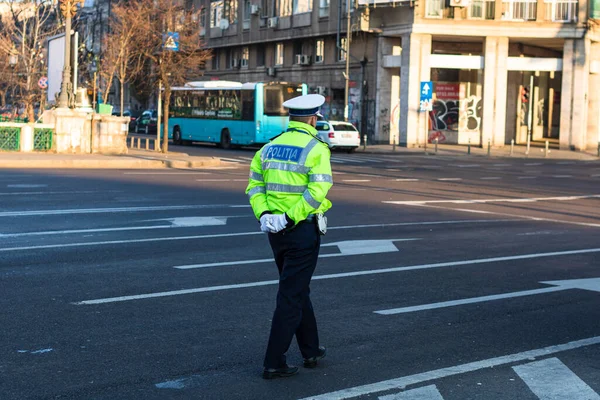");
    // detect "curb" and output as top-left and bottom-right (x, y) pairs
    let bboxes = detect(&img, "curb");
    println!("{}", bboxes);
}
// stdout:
(0, 156), (221, 169)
